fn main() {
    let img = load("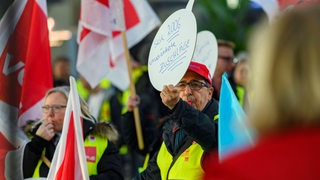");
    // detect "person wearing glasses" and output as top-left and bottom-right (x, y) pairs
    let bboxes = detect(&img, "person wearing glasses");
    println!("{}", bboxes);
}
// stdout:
(22, 86), (124, 179)
(136, 61), (218, 180)
(230, 51), (251, 111)
(212, 39), (236, 101)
